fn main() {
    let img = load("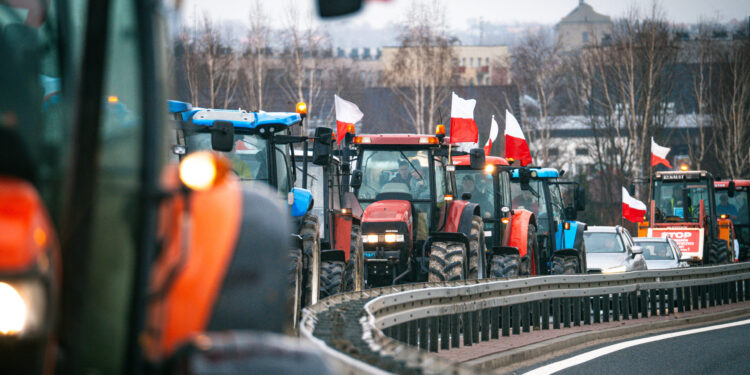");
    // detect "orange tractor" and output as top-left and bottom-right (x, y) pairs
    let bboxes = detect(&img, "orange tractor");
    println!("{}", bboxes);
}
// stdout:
(715, 180), (749, 262)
